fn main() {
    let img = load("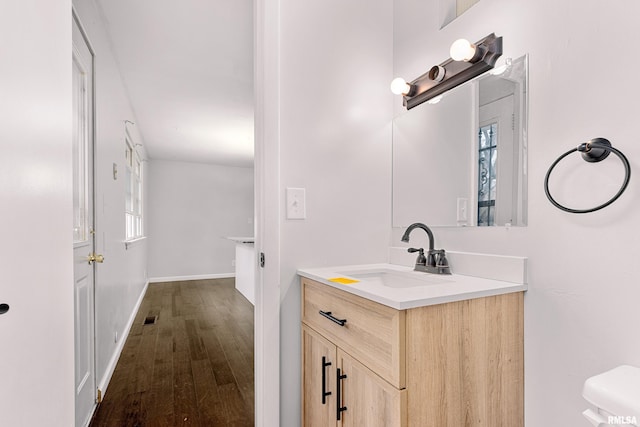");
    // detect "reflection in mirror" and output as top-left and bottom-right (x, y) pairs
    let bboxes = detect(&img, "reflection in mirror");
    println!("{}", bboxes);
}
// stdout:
(392, 55), (528, 227)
